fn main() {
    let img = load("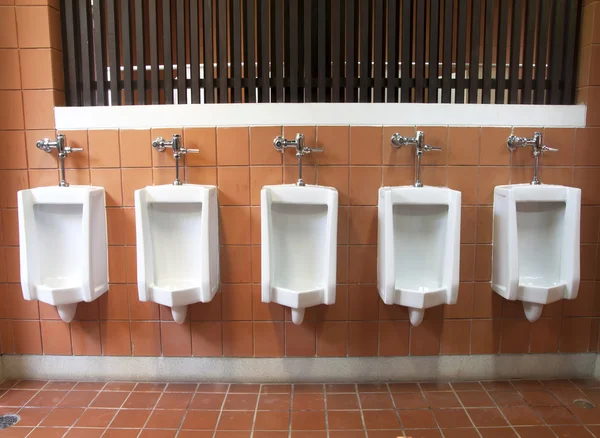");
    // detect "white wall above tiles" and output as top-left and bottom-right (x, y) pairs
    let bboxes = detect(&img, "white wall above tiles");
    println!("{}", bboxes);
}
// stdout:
(55, 103), (587, 130)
